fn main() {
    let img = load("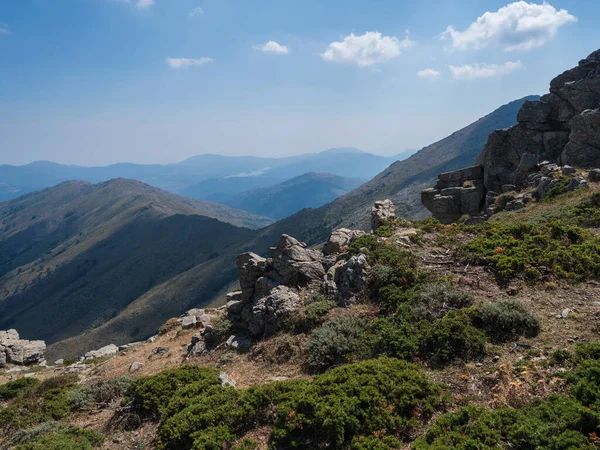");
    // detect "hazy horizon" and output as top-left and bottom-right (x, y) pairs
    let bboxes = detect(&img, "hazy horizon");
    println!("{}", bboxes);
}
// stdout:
(1, 1), (598, 166)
